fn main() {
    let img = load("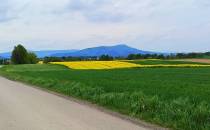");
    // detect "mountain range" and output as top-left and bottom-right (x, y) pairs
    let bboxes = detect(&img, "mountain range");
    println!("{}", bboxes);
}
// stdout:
(0, 50), (78, 59)
(0, 44), (158, 59)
